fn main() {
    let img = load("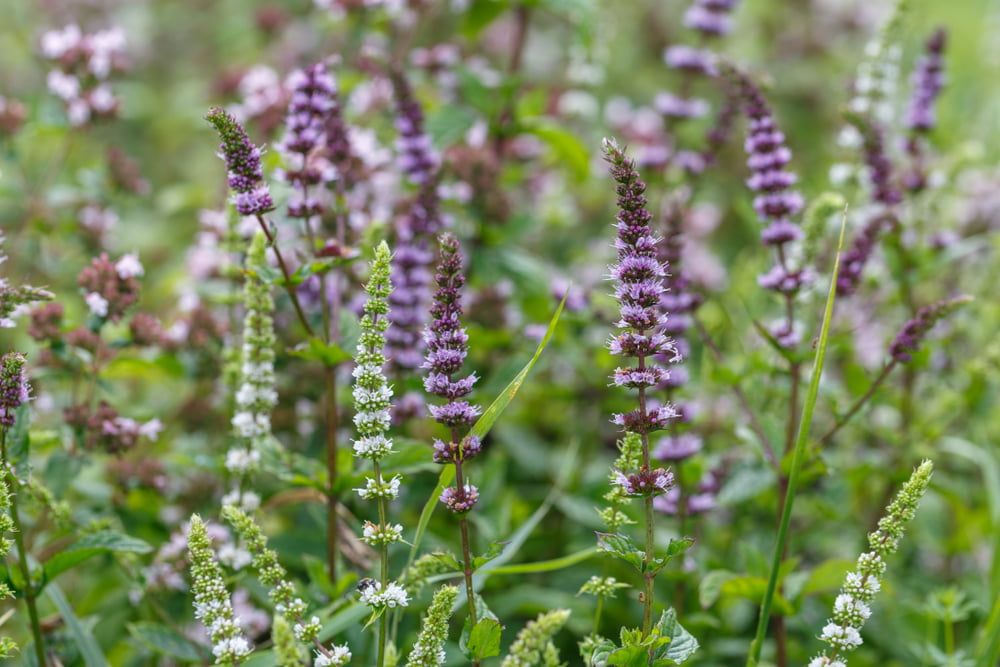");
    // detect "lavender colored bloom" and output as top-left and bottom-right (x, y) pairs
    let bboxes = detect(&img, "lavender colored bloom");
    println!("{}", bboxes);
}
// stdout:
(604, 137), (679, 438)
(440, 485), (479, 513)
(857, 120), (902, 206)
(683, 0), (740, 37)
(206, 107), (274, 216)
(664, 45), (717, 75)
(612, 467), (675, 497)
(654, 93), (710, 120)
(653, 433), (703, 461)
(0, 352), (29, 428)
(423, 234), (480, 434)
(391, 71), (437, 186)
(889, 296), (970, 363)
(905, 29), (947, 133)
(837, 214), (892, 296)
(738, 77), (804, 244)
(280, 62), (336, 222)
